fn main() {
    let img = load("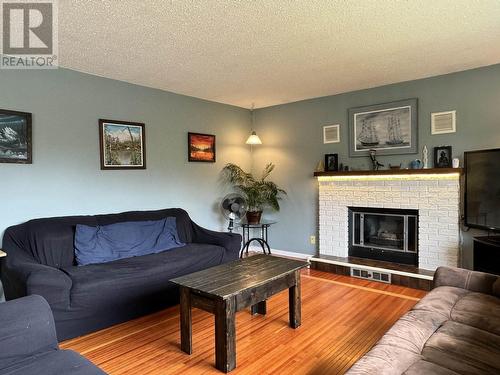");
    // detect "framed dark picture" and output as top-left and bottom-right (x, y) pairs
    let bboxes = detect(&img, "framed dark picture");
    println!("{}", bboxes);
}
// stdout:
(324, 153), (338, 172)
(348, 98), (418, 157)
(99, 119), (146, 170)
(188, 132), (216, 162)
(434, 146), (452, 168)
(0, 109), (32, 164)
